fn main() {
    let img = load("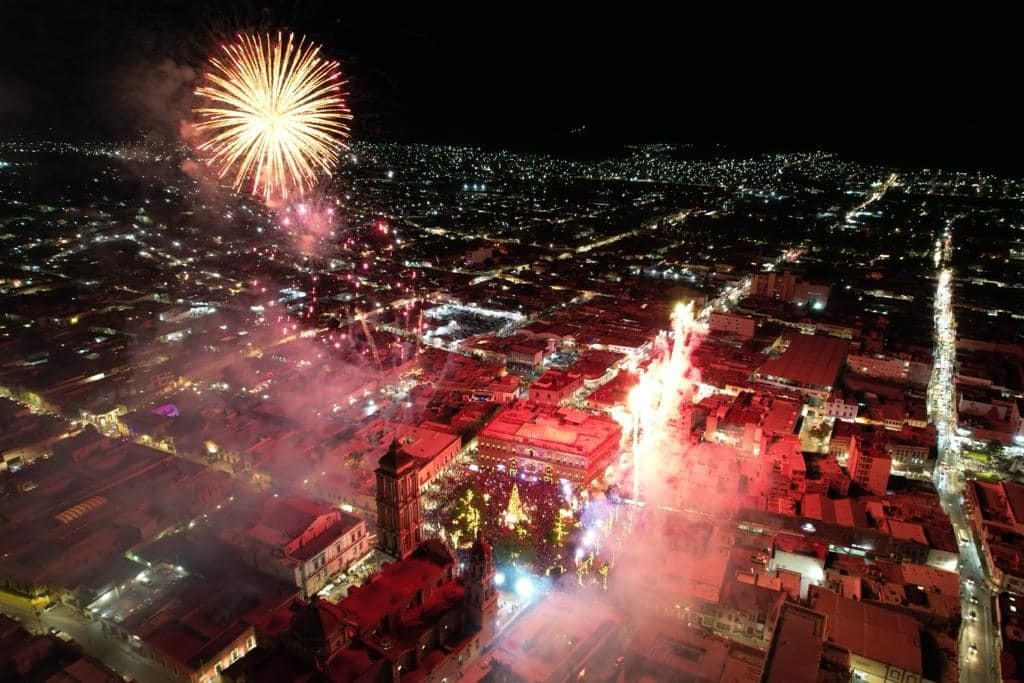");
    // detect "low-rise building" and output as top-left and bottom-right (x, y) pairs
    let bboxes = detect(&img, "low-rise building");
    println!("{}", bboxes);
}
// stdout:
(219, 497), (370, 599)
(709, 311), (756, 339)
(385, 422), (462, 489)
(964, 480), (1024, 595)
(957, 388), (1021, 444)
(807, 585), (924, 683)
(705, 390), (802, 456)
(752, 334), (850, 401)
(224, 539), (497, 683)
(529, 368), (583, 405)
(823, 391), (859, 421)
(87, 559), (296, 683)
(762, 602), (842, 683)
(477, 401), (622, 485)
(0, 614), (126, 682)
